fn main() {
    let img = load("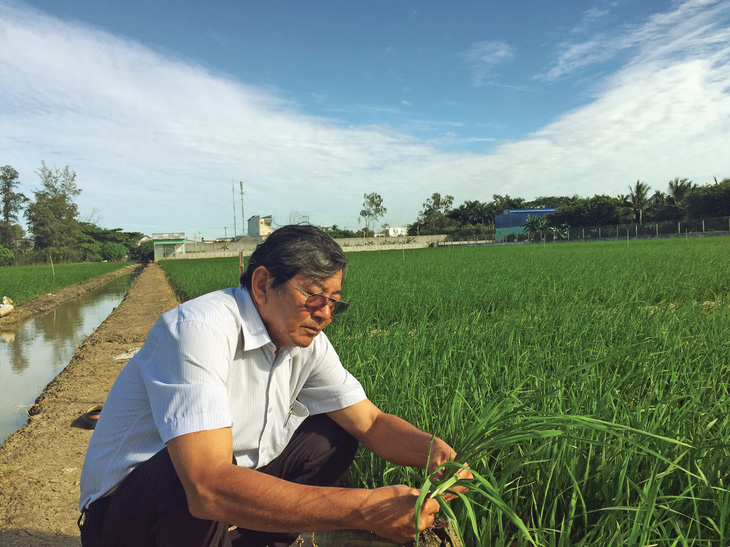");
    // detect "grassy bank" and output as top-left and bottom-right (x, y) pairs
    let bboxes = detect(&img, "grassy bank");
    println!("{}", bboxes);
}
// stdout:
(0, 262), (128, 305)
